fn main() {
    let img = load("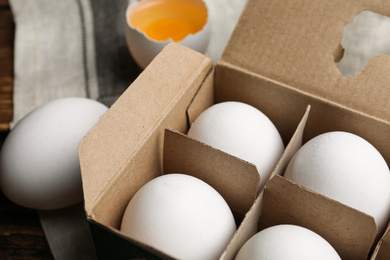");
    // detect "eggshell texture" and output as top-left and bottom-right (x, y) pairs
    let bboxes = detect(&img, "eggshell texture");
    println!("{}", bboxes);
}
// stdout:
(0, 97), (108, 210)
(284, 131), (390, 235)
(120, 173), (236, 260)
(235, 224), (341, 260)
(187, 101), (284, 190)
